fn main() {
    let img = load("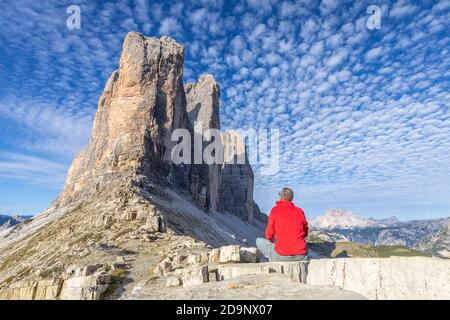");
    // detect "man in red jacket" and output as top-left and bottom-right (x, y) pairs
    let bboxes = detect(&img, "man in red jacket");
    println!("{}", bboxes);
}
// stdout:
(256, 187), (309, 261)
